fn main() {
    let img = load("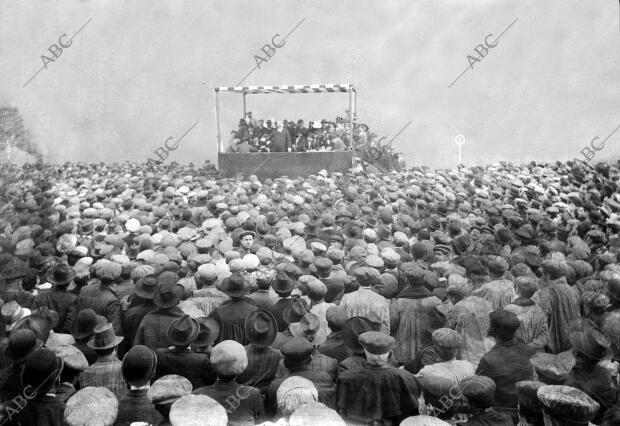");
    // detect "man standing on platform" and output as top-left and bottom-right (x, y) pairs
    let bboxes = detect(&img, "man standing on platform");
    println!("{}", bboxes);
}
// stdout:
(270, 121), (292, 152)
